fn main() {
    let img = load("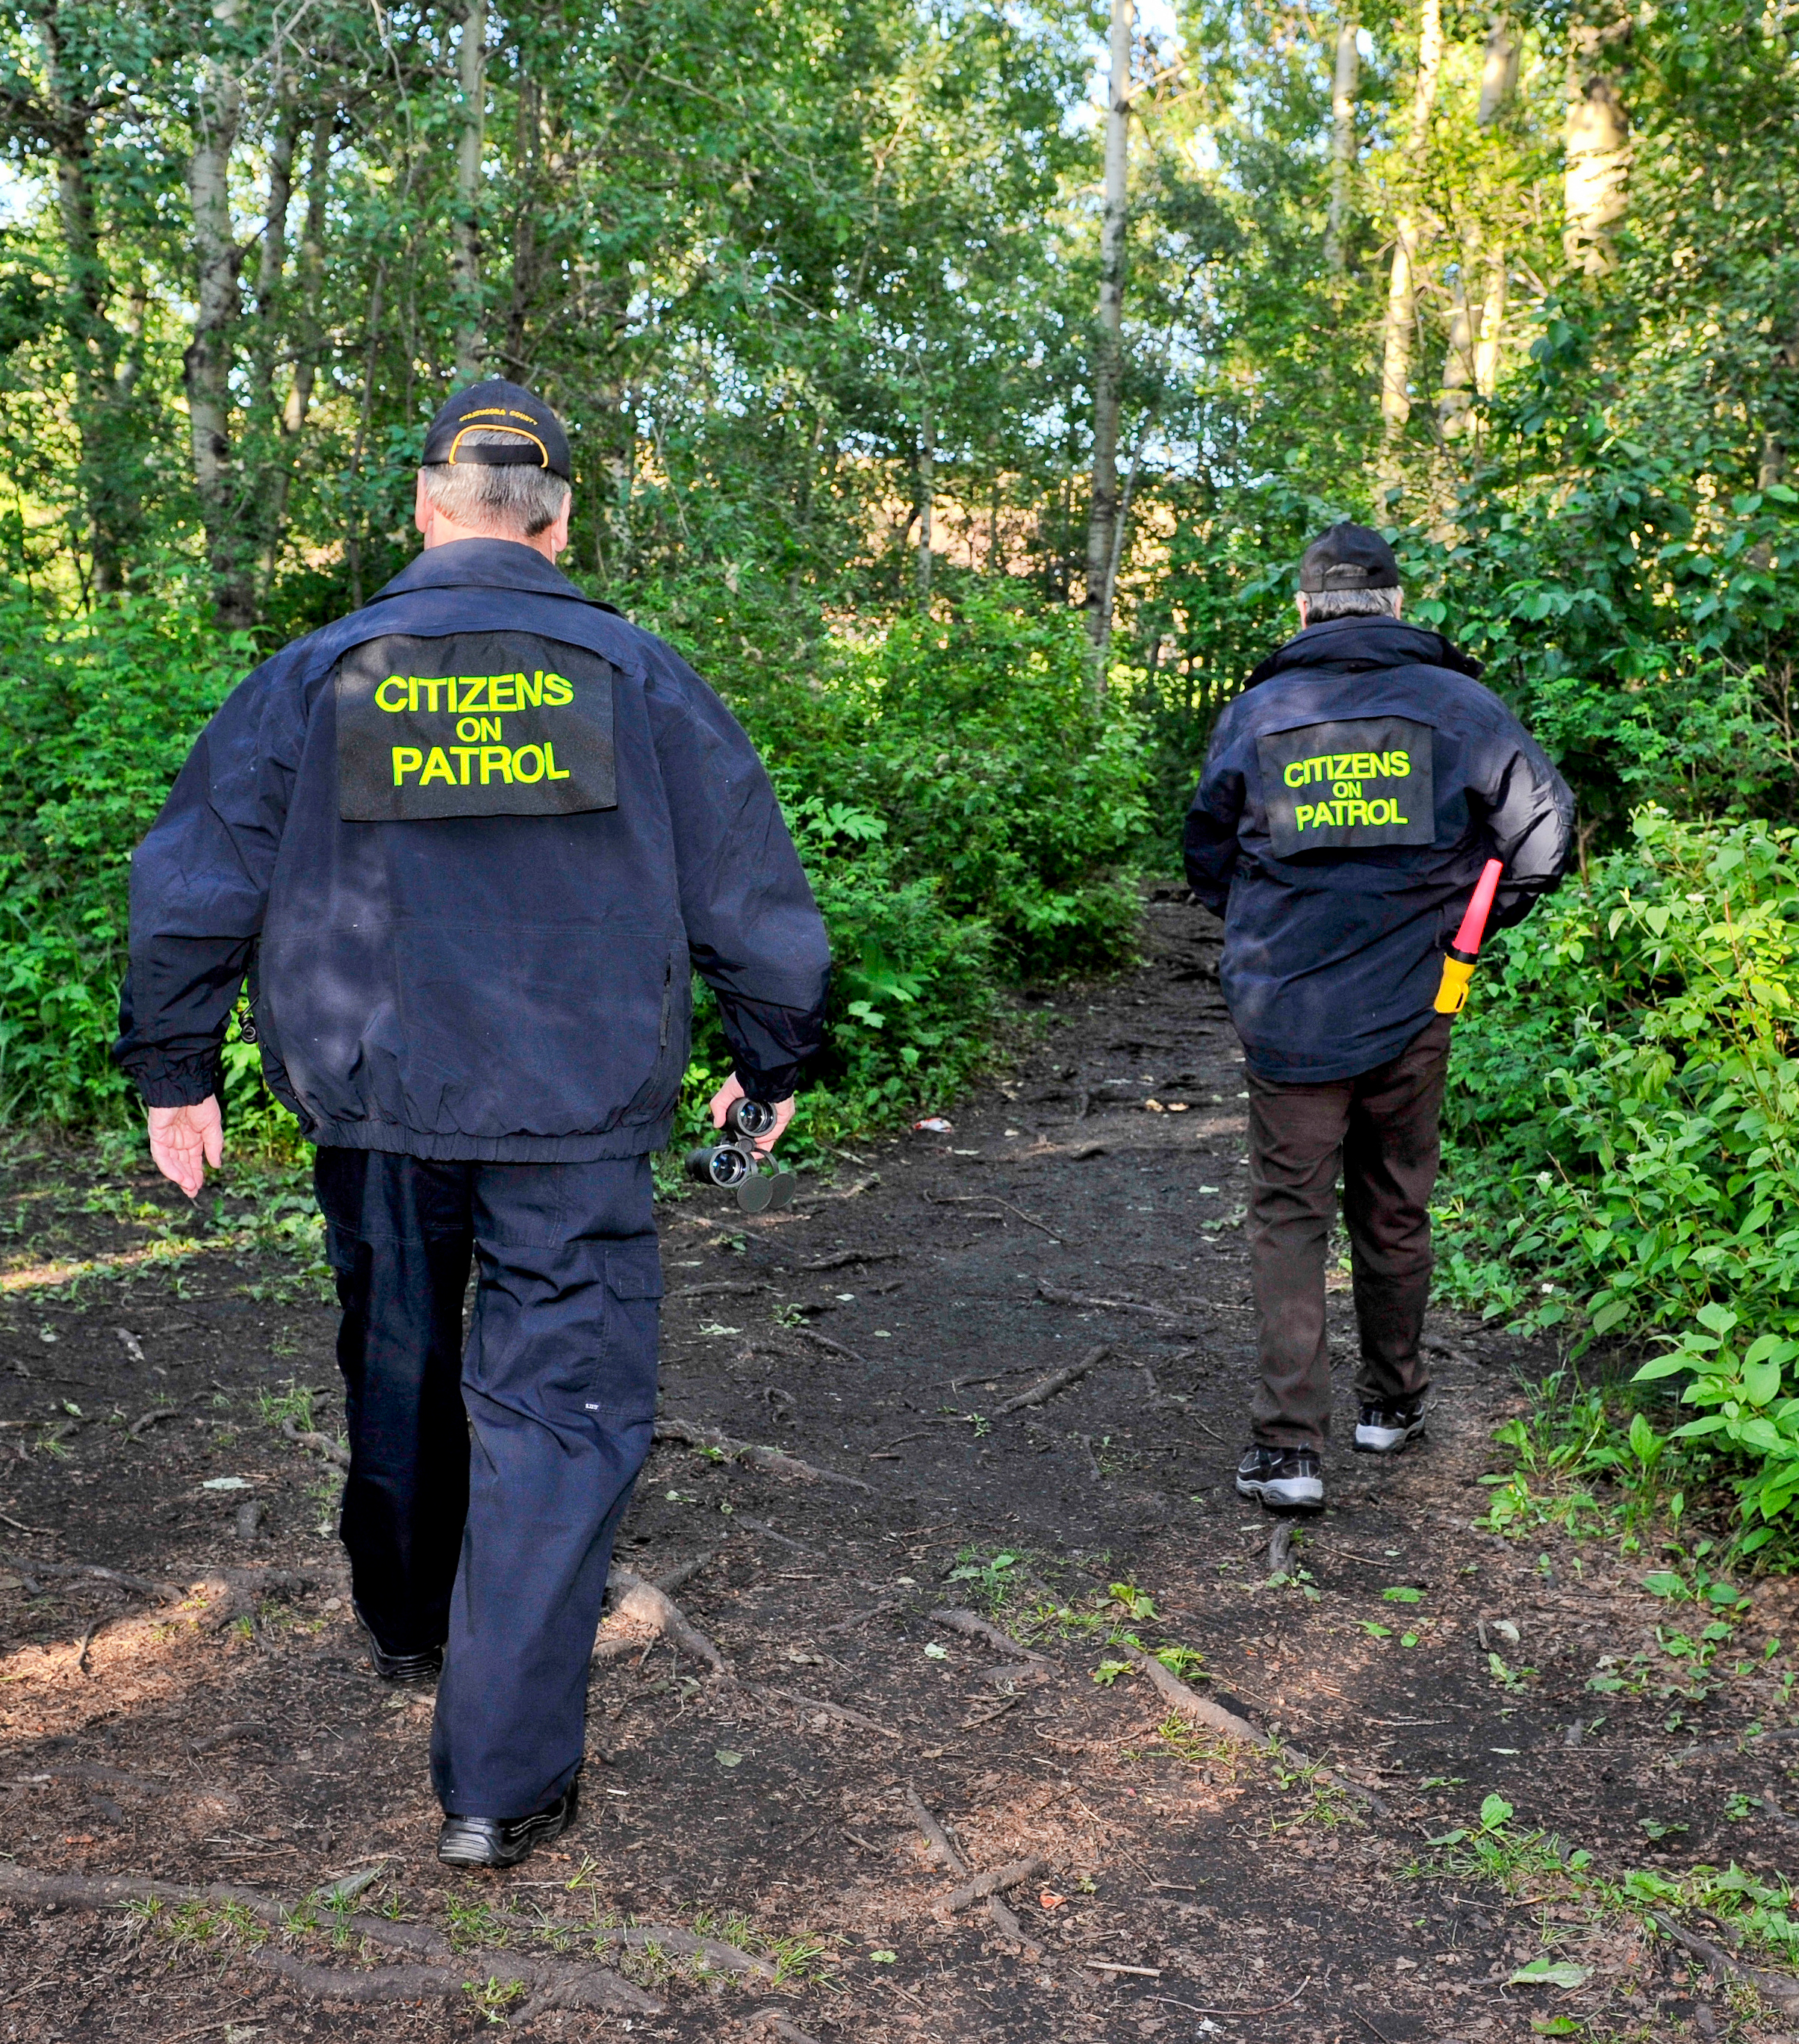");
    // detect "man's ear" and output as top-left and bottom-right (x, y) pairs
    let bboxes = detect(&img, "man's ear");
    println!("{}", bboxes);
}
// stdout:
(414, 472), (434, 541)
(1296, 592), (1310, 627)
